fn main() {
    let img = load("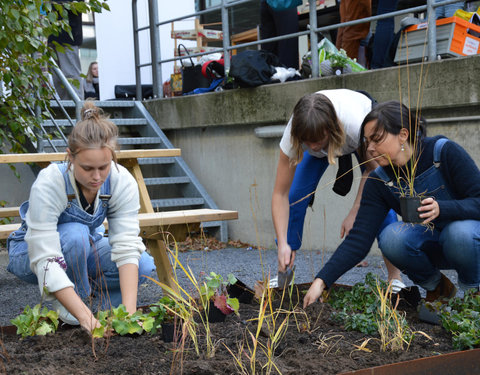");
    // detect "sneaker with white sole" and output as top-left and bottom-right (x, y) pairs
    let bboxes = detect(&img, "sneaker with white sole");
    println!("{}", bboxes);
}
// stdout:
(52, 300), (80, 326)
(391, 279), (406, 294)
